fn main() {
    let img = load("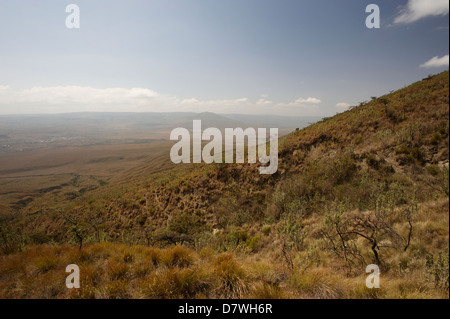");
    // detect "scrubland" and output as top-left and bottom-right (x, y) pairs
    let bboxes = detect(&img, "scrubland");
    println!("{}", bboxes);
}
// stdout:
(1, 72), (449, 299)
